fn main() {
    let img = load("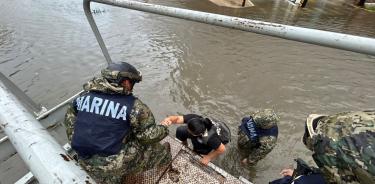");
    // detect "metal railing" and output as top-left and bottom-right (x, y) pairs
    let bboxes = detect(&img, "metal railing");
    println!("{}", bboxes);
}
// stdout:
(84, 0), (375, 66)
(0, 81), (95, 183)
(0, 90), (82, 146)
